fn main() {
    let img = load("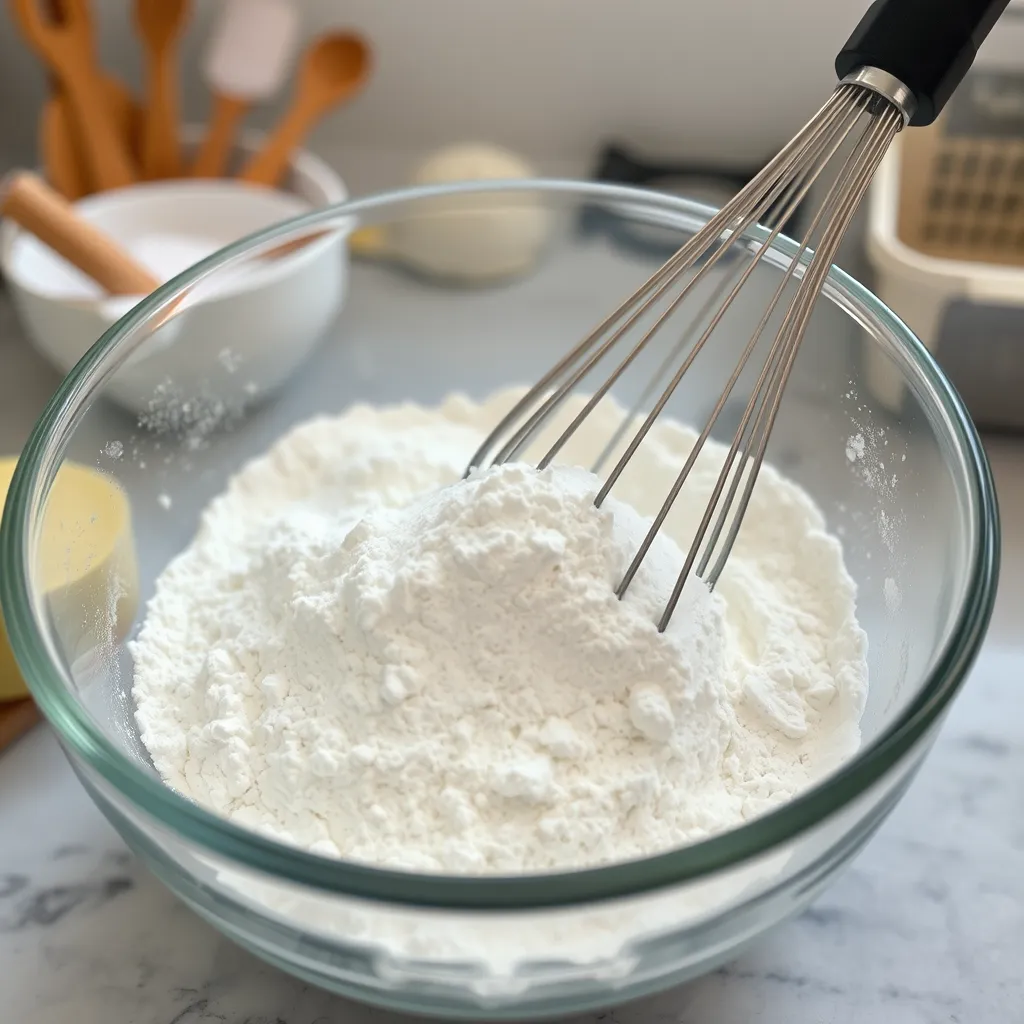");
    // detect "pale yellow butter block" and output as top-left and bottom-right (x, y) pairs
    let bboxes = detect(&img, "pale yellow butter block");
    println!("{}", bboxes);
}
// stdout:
(1, 458), (139, 701)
